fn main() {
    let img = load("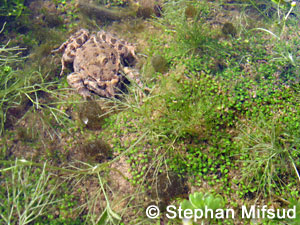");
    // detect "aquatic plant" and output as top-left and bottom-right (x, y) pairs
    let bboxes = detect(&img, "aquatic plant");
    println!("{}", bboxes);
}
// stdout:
(161, 0), (219, 56)
(0, 23), (25, 64)
(286, 198), (300, 224)
(271, 0), (293, 8)
(181, 192), (225, 212)
(0, 160), (60, 225)
(0, 0), (26, 17)
(180, 192), (225, 224)
(0, 24), (71, 136)
(96, 0), (128, 7)
(235, 119), (300, 196)
(0, 66), (69, 135)
(0, 24), (26, 134)
(252, 1), (298, 67)
(0, 156), (125, 224)
(1, 0), (300, 224)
